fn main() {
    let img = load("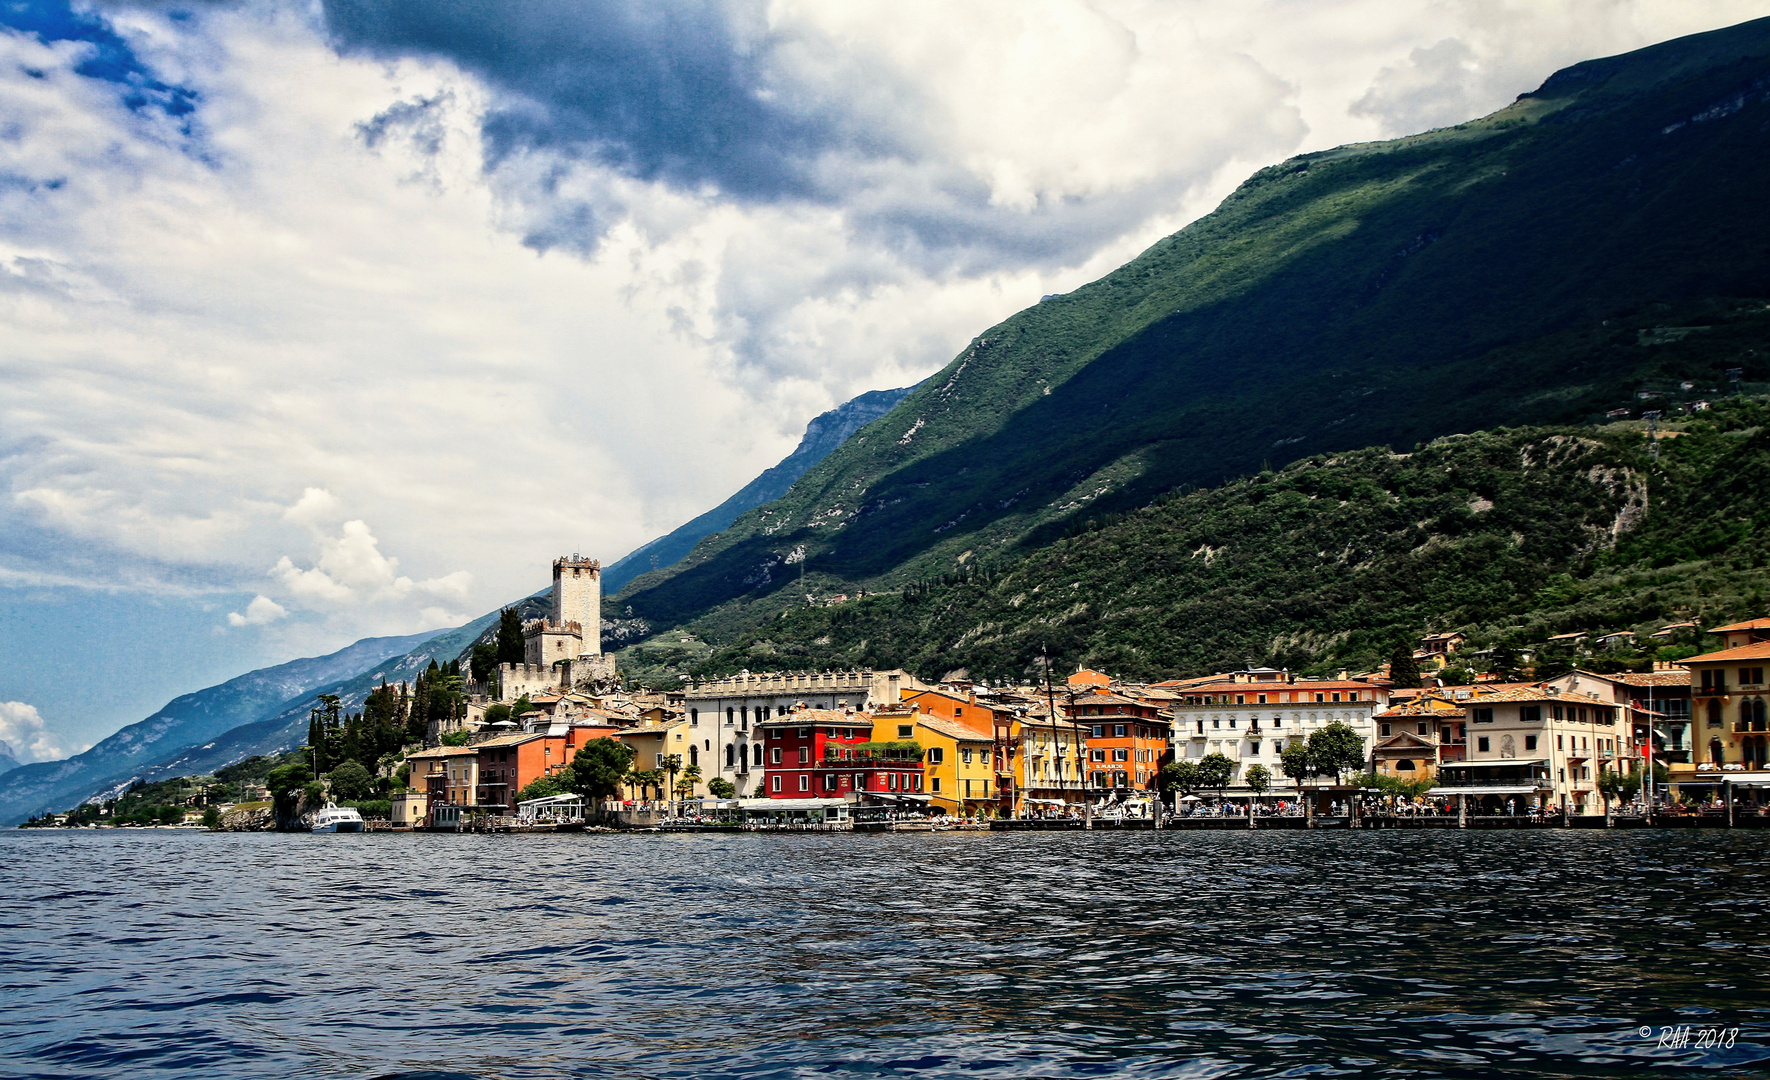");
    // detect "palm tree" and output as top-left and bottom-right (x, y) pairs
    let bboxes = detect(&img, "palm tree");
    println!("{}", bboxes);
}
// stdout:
(676, 764), (702, 803)
(661, 753), (682, 812)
